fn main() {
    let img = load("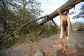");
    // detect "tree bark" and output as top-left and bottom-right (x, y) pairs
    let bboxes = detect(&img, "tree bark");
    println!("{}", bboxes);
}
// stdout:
(52, 12), (78, 55)
(40, 0), (83, 25)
